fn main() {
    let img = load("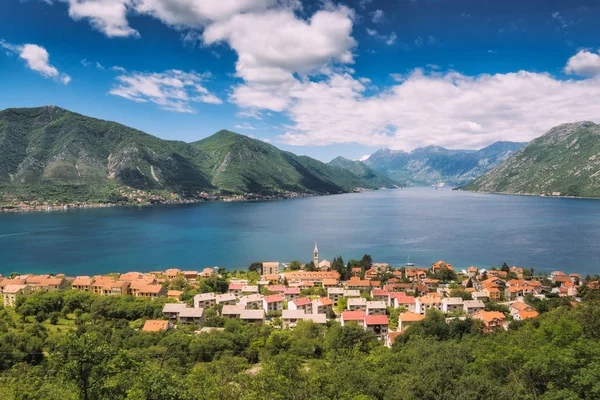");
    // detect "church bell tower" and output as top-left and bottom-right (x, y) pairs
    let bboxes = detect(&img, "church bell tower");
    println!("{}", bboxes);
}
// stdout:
(314, 242), (319, 268)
